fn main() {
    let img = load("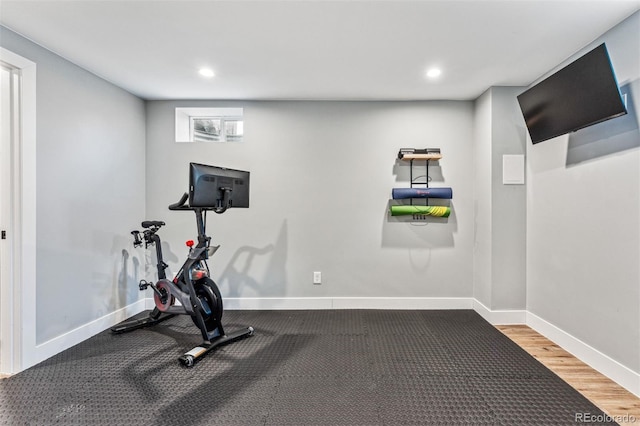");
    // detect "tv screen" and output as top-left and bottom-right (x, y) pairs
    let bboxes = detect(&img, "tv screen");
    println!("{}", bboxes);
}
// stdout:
(189, 163), (250, 208)
(517, 43), (627, 144)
